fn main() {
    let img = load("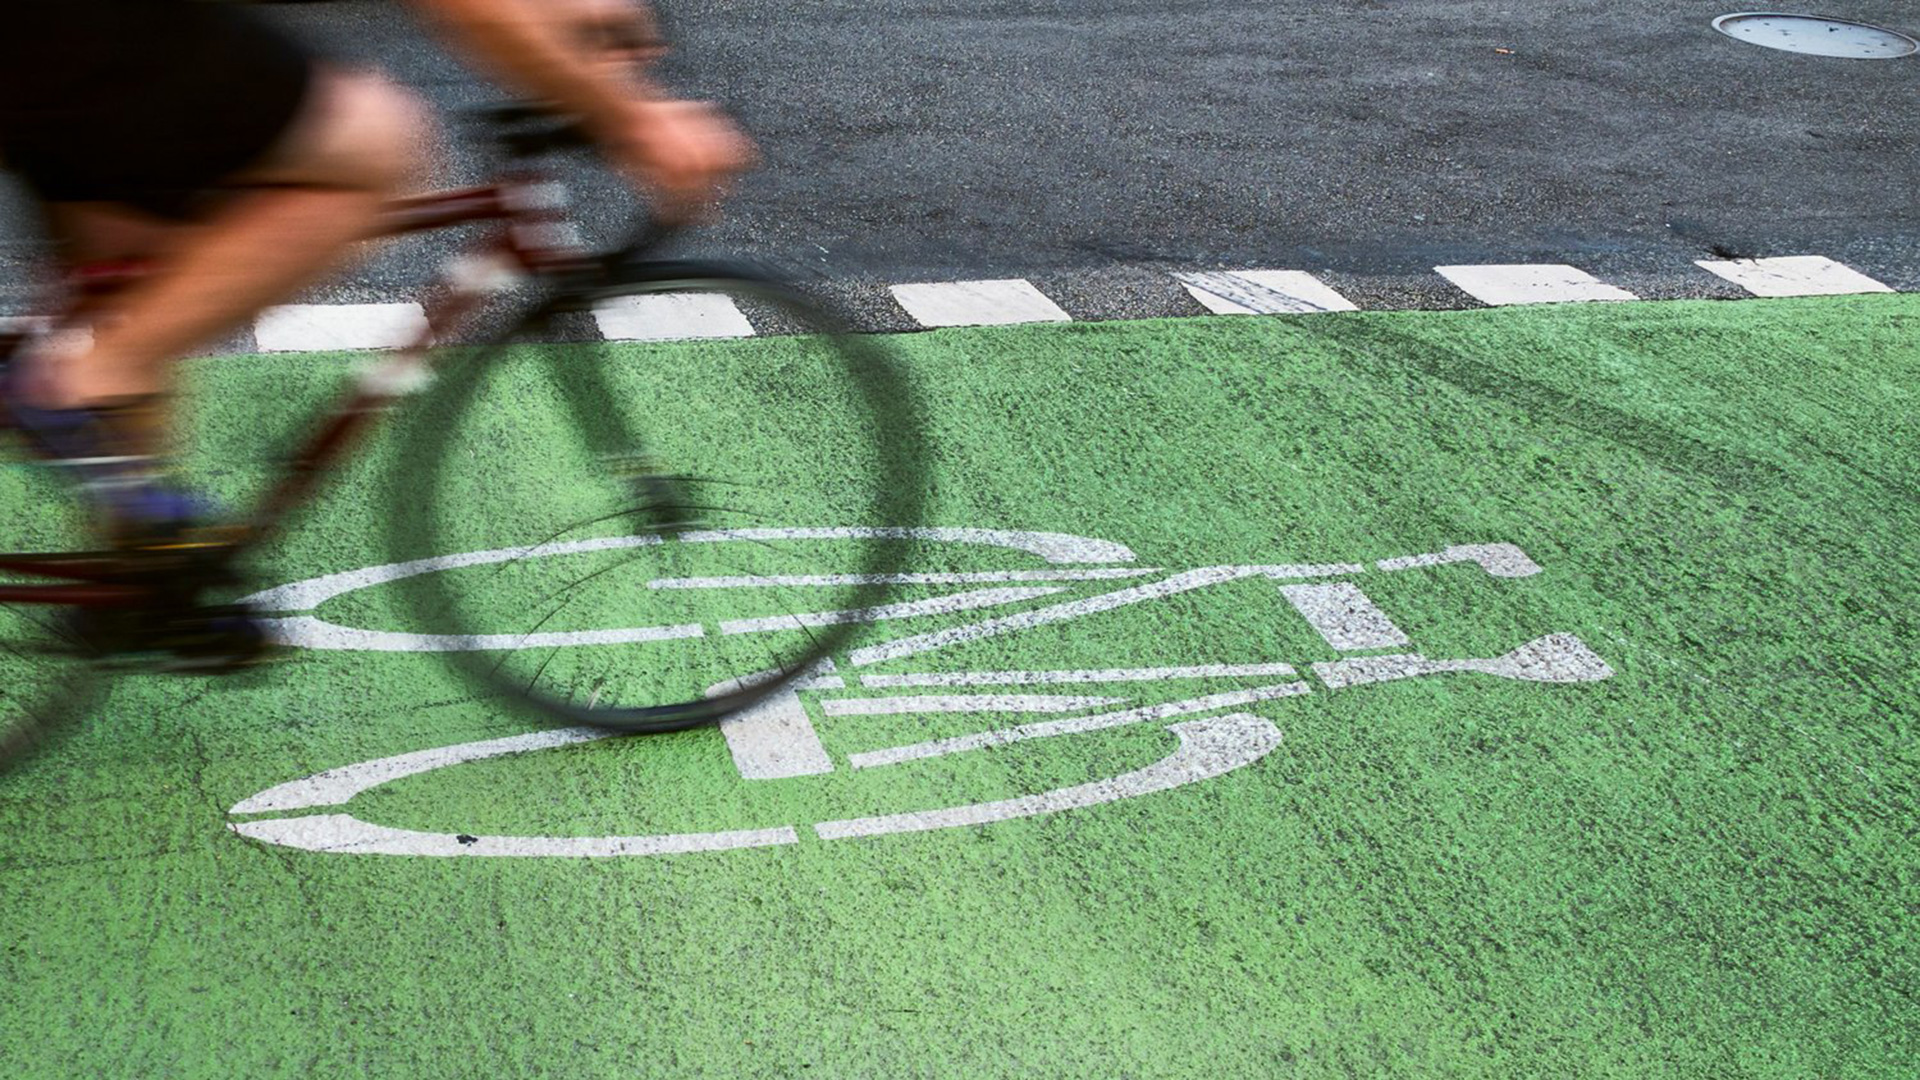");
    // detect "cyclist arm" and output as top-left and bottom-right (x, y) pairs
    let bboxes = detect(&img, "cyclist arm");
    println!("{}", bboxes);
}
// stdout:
(409, 0), (751, 216)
